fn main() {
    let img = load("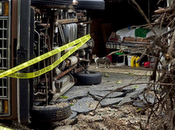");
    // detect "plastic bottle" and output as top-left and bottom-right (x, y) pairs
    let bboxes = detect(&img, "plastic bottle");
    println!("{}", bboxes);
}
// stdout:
(136, 56), (140, 67)
(131, 56), (136, 67)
